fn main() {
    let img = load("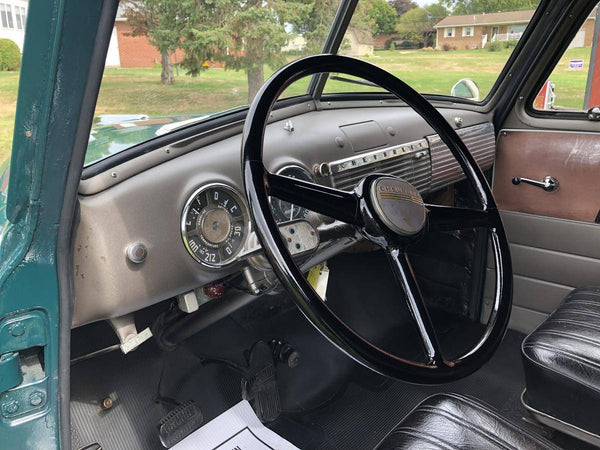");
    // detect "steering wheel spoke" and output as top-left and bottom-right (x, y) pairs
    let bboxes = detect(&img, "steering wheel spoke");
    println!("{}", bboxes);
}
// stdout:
(386, 248), (444, 366)
(266, 170), (363, 226)
(427, 204), (493, 232)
